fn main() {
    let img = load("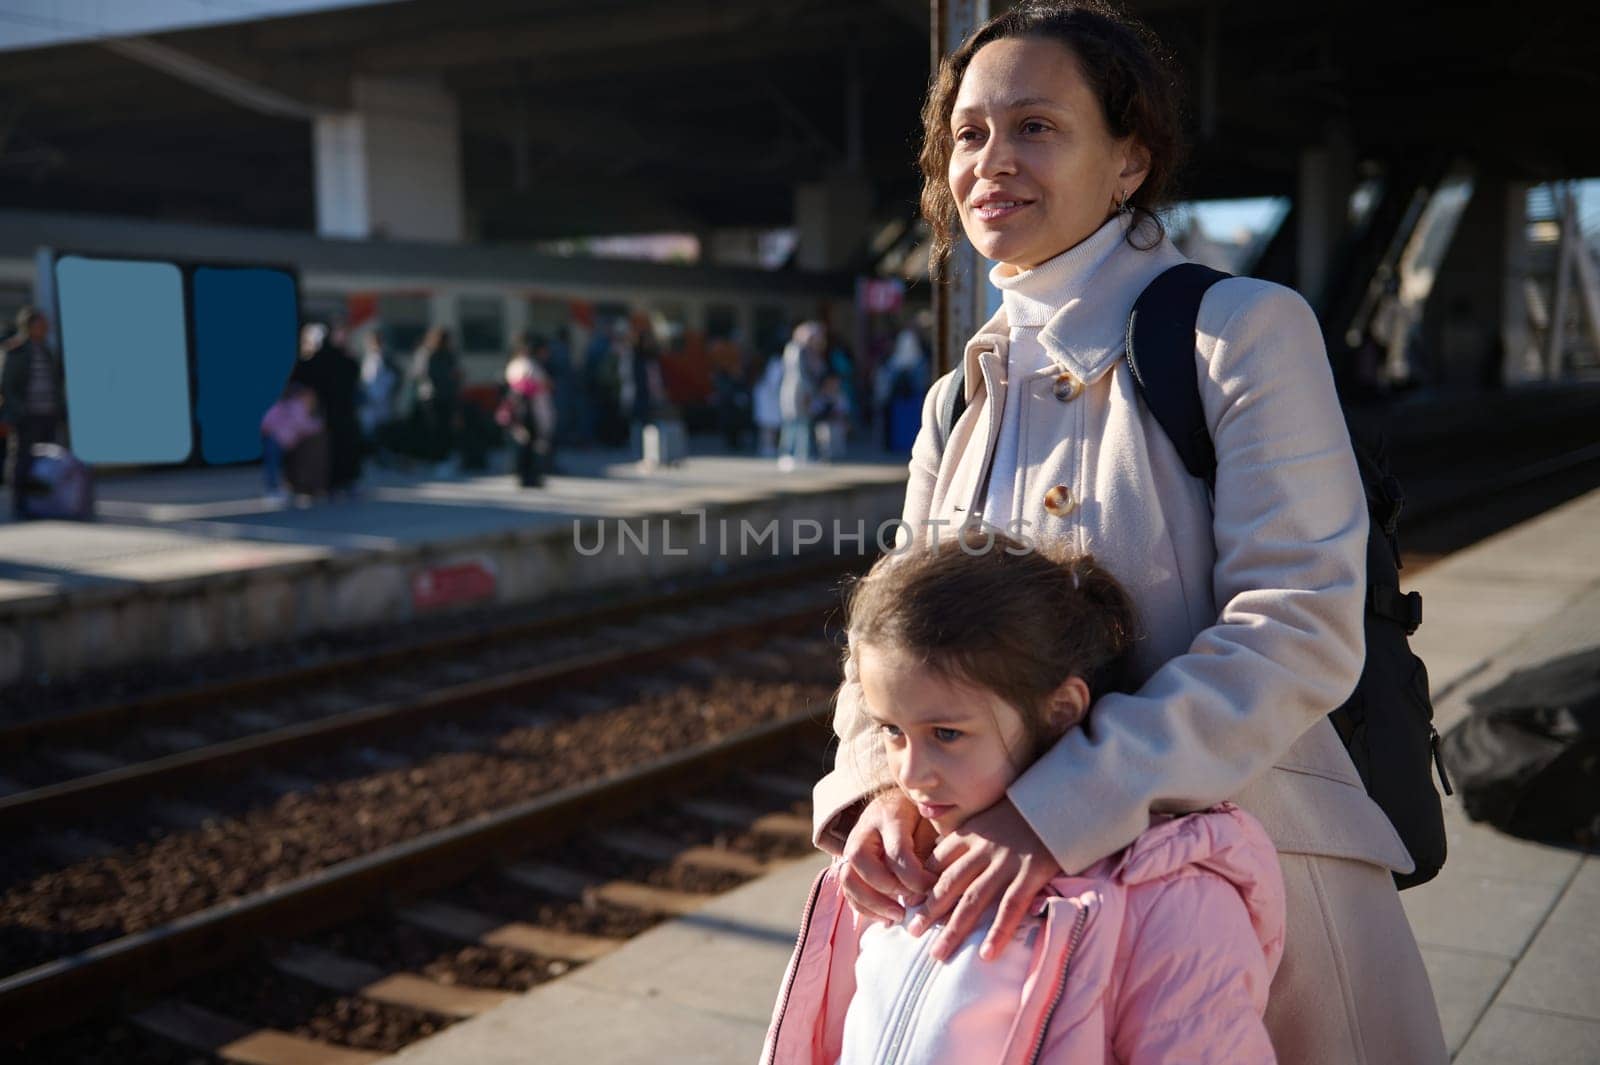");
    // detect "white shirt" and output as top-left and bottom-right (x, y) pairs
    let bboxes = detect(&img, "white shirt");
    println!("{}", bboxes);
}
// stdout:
(840, 903), (1041, 1065)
